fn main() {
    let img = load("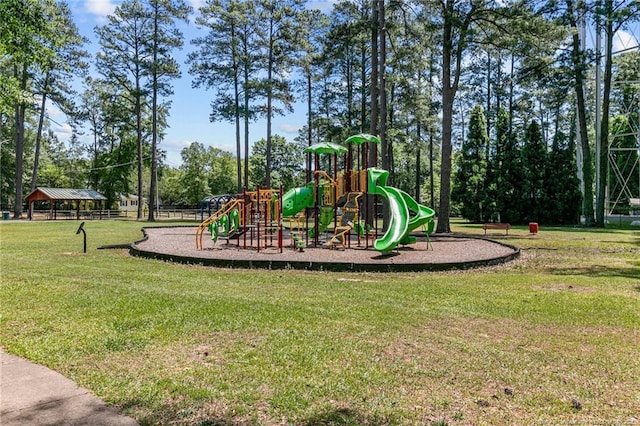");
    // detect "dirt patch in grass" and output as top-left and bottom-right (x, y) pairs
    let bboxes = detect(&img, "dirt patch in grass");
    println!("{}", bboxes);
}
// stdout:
(533, 282), (598, 293)
(379, 317), (639, 424)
